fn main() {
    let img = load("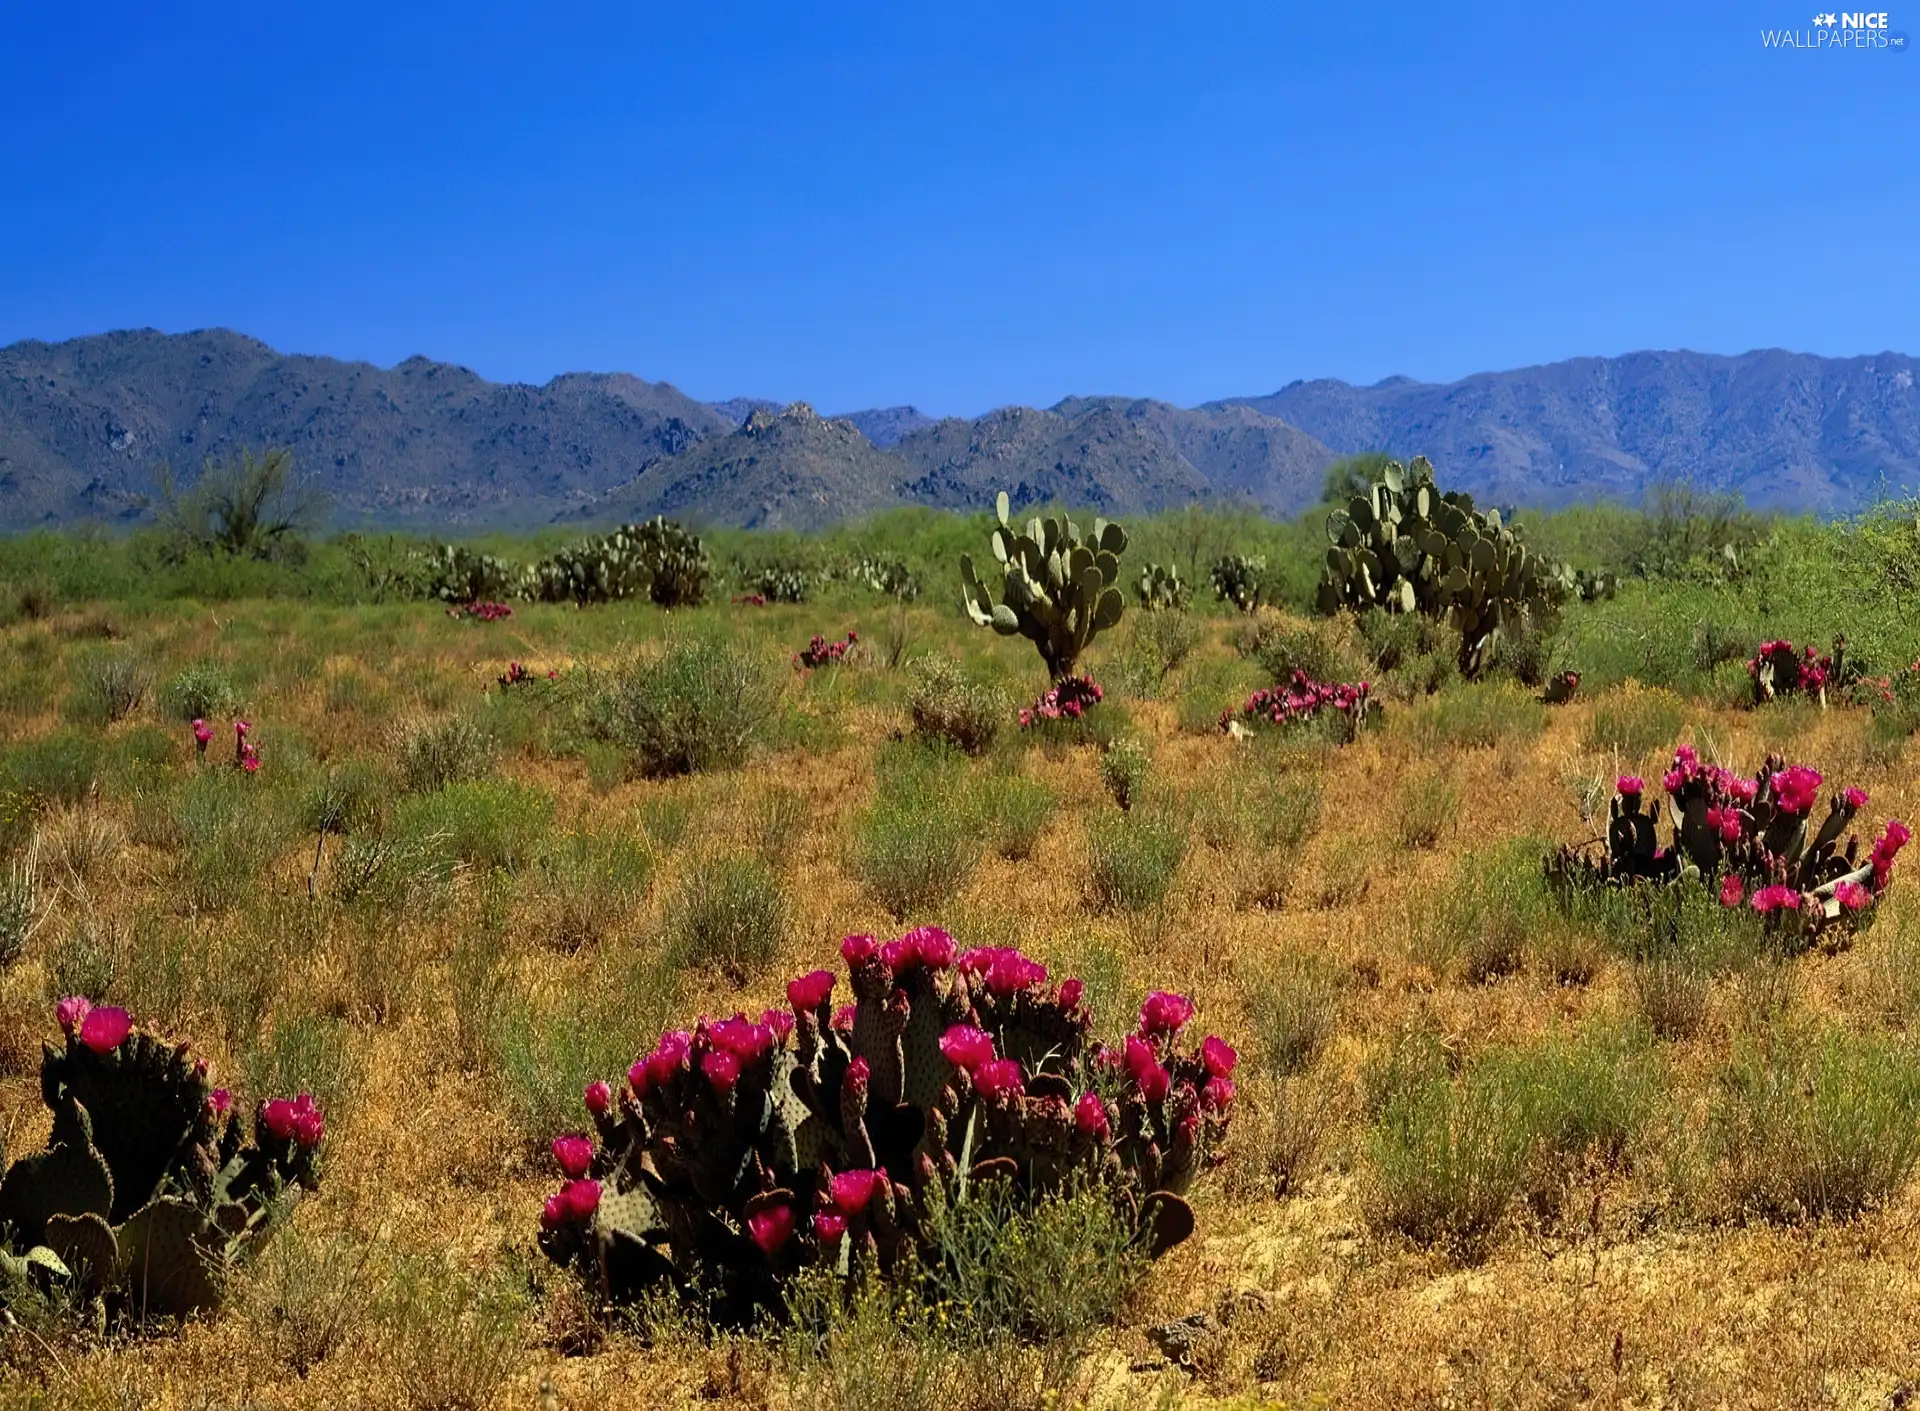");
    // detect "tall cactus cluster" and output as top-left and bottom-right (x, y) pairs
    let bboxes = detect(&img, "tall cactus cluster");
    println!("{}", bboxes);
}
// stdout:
(0, 1001), (323, 1320)
(1748, 637), (1841, 706)
(538, 930), (1233, 1322)
(1135, 563), (1191, 612)
(1548, 746), (1909, 943)
(1209, 555), (1267, 614)
(425, 517), (711, 610)
(1316, 456), (1567, 676)
(961, 492), (1128, 682)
